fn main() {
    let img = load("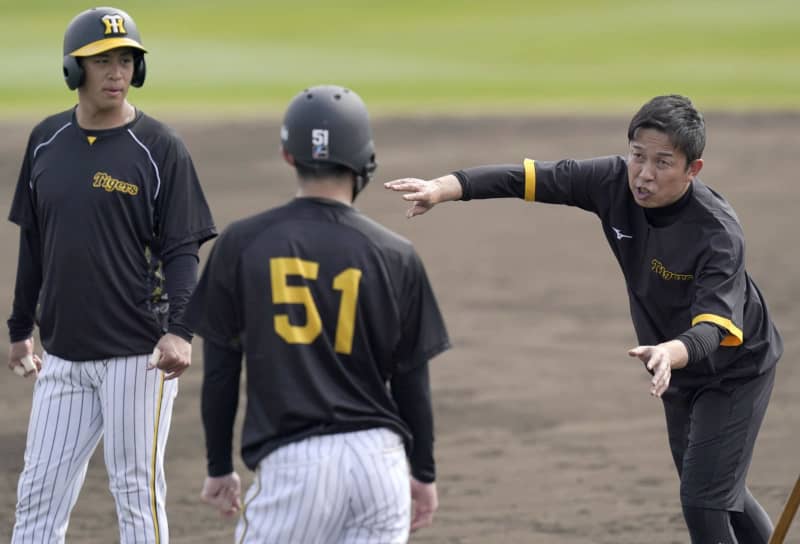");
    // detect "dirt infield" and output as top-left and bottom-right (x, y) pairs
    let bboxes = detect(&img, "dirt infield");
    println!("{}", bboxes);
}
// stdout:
(1, 112), (798, 543)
